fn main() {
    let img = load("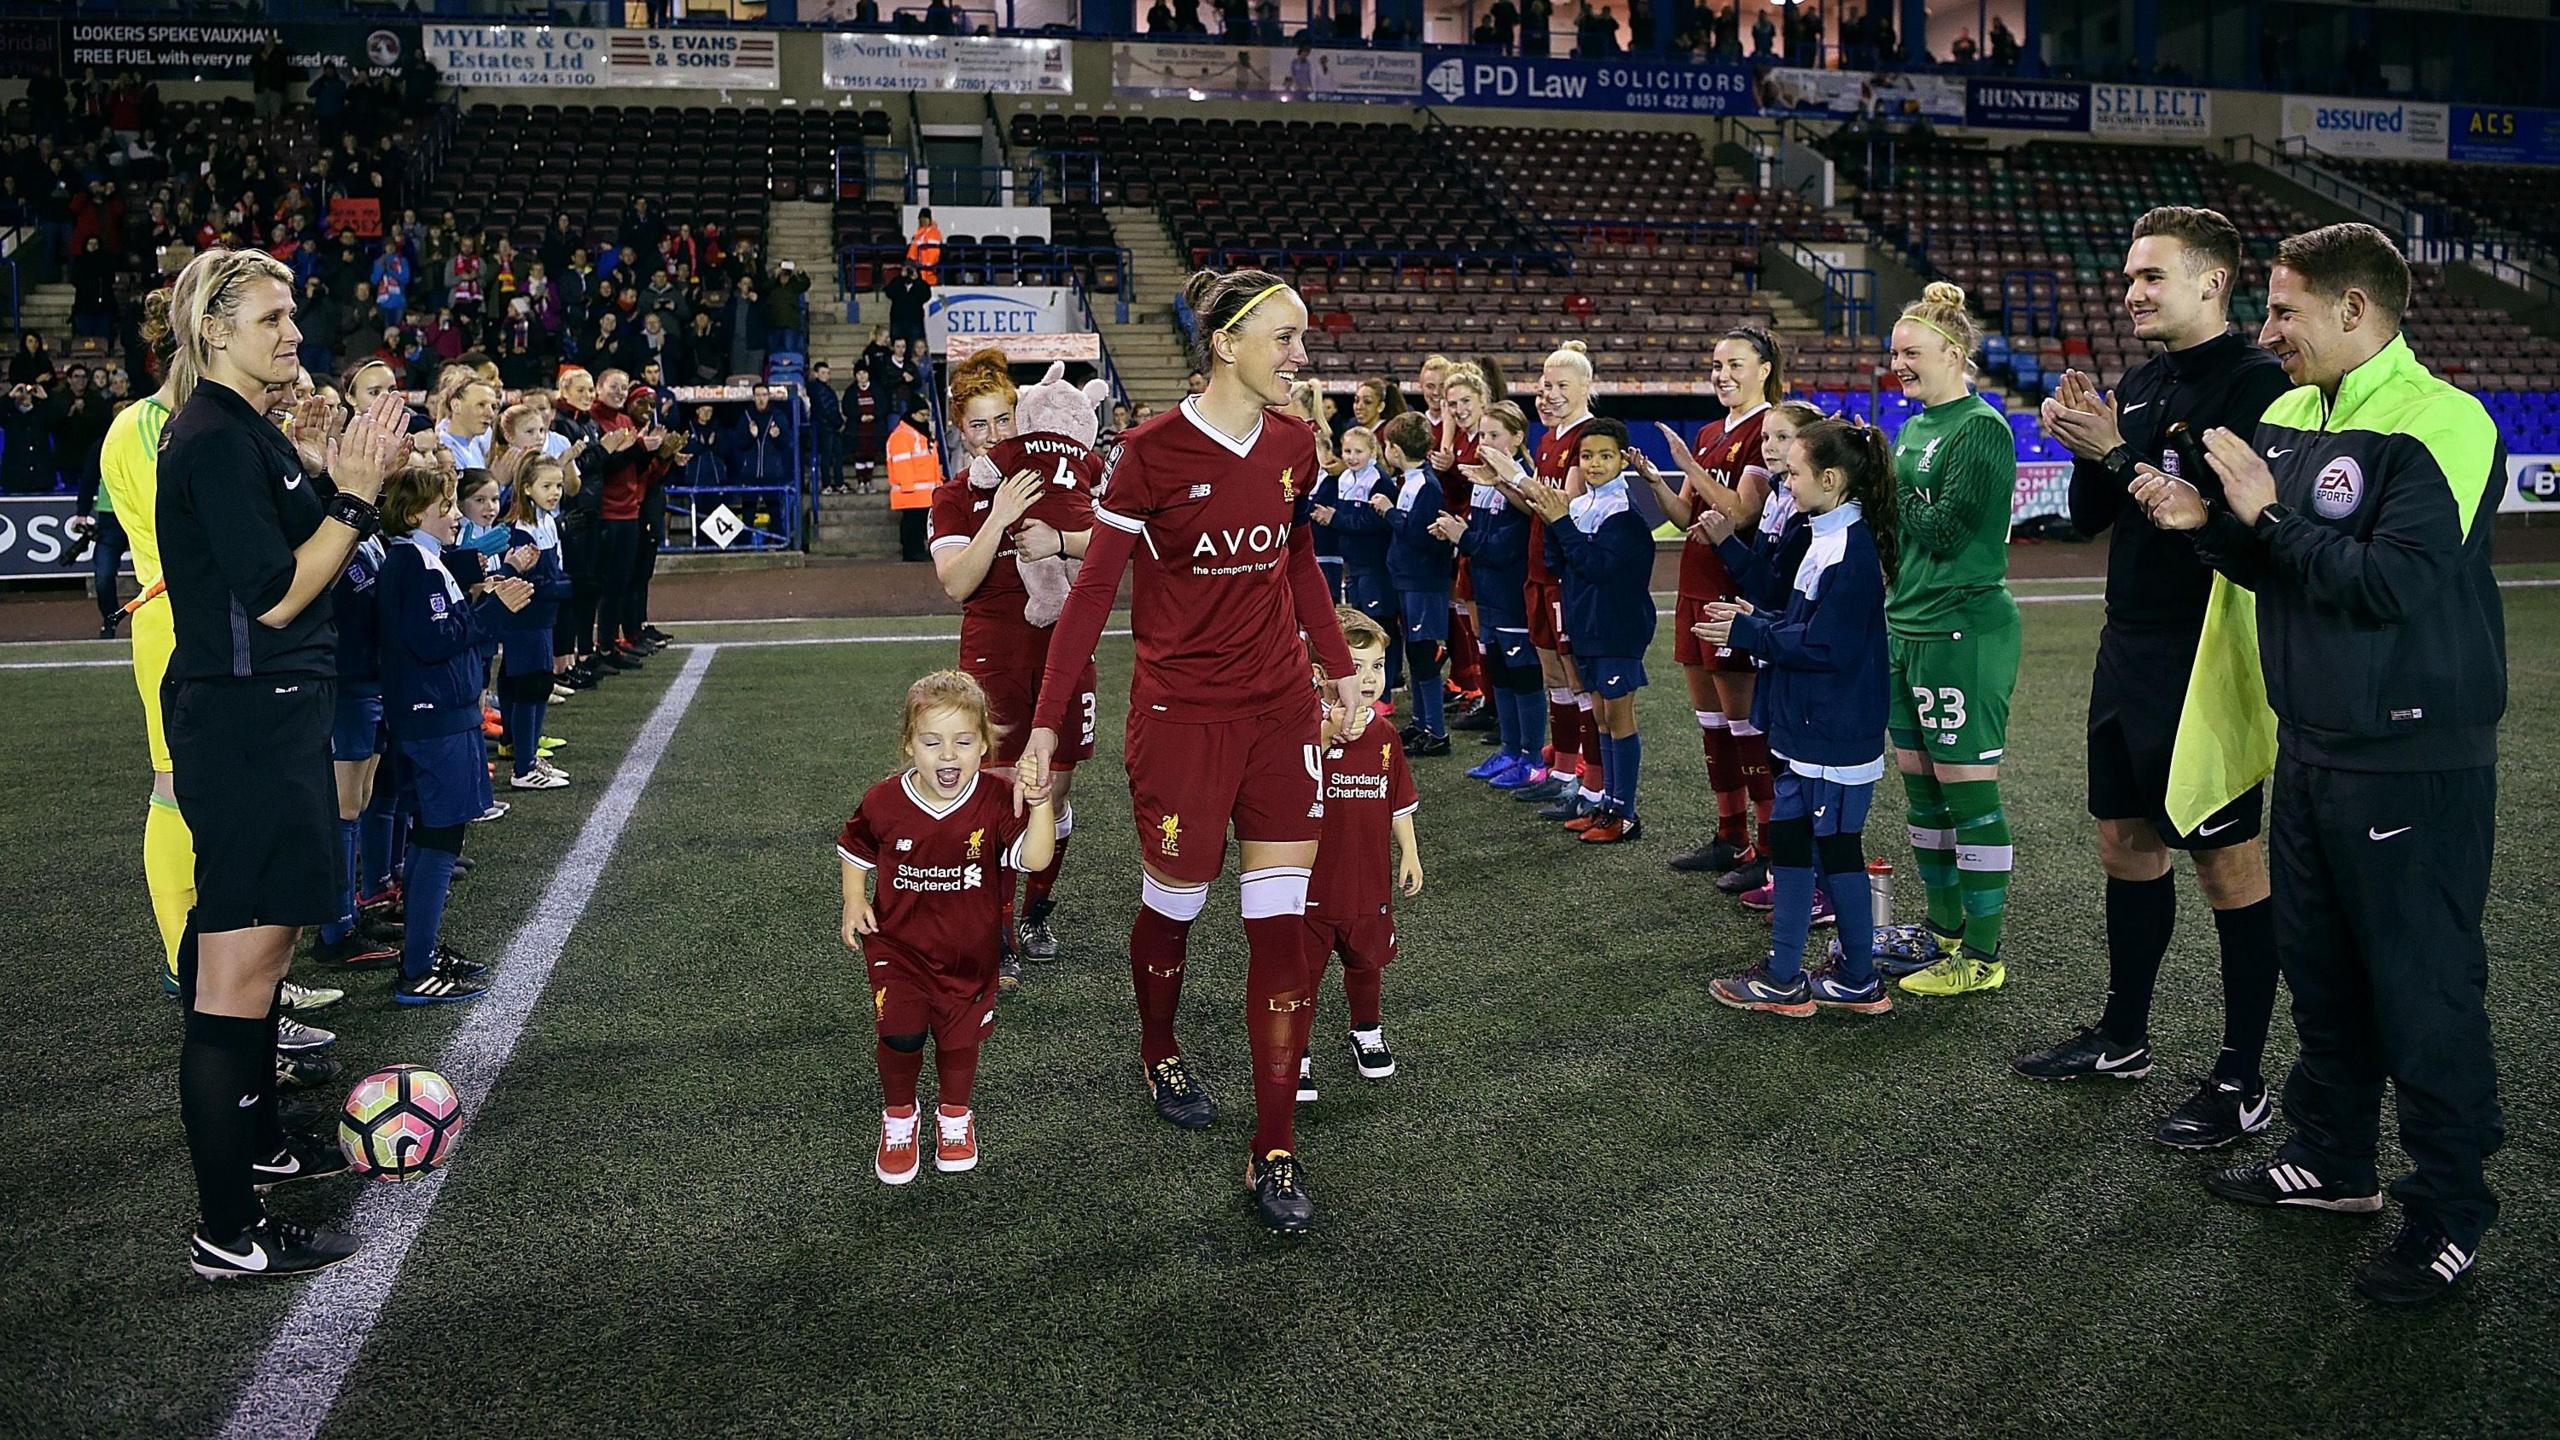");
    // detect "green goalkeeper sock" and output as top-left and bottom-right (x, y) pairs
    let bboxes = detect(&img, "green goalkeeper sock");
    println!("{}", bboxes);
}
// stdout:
(1941, 777), (2012, 961)
(1900, 770), (1963, 938)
